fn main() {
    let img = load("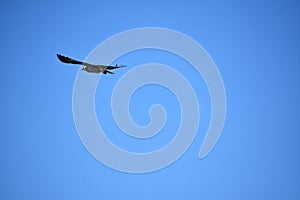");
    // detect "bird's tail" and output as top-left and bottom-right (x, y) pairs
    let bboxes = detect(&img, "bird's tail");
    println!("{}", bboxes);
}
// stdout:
(104, 70), (114, 74)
